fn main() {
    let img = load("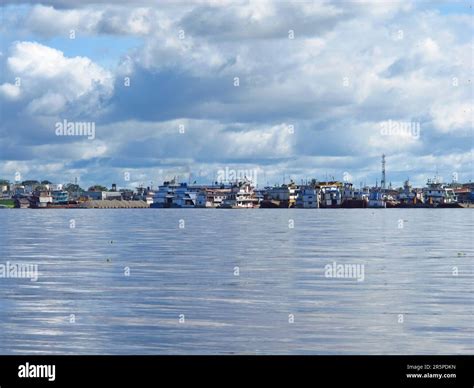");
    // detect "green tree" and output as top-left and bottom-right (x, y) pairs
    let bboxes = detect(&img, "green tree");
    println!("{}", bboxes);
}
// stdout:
(22, 180), (40, 186)
(64, 183), (84, 193)
(88, 185), (108, 192)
